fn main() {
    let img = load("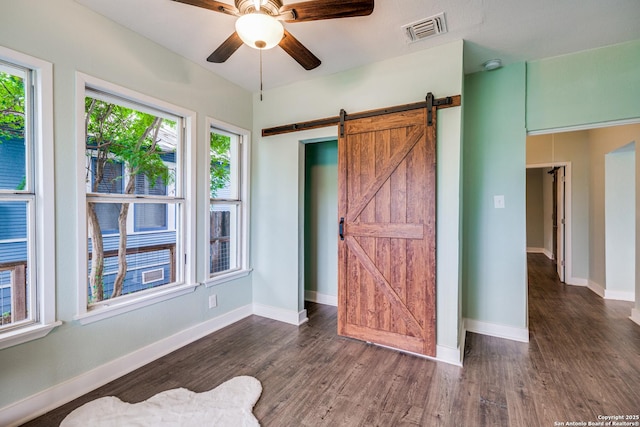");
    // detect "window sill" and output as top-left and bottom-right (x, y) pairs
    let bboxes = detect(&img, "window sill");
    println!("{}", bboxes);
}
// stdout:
(204, 268), (252, 287)
(0, 321), (63, 351)
(74, 282), (199, 325)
